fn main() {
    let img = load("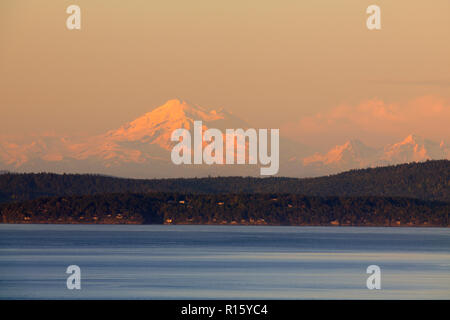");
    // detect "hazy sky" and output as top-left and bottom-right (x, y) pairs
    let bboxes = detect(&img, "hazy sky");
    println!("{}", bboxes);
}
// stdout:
(1, 0), (449, 148)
